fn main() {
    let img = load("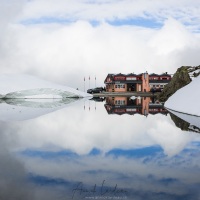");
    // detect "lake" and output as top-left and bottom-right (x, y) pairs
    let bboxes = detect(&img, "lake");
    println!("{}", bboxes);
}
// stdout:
(0, 96), (200, 200)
